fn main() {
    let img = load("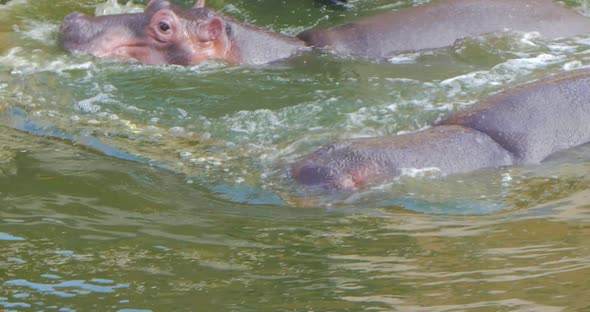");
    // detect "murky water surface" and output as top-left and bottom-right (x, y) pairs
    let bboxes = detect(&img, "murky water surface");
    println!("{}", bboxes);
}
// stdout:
(2, 0), (590, 311)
